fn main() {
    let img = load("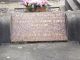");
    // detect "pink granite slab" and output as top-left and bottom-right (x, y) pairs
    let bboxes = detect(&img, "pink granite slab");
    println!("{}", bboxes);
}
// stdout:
(11, 11), (67, 42)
